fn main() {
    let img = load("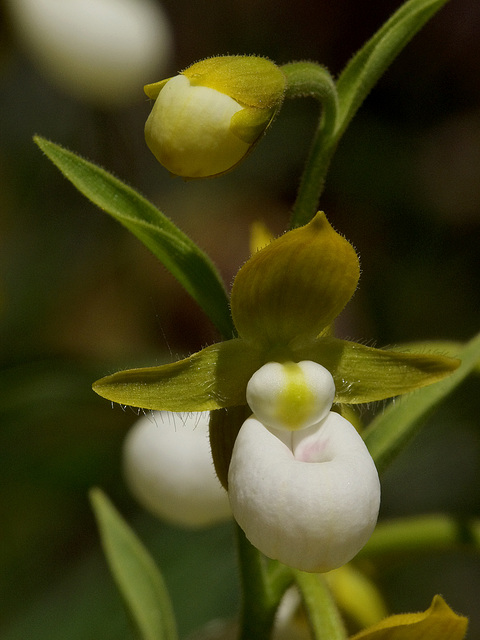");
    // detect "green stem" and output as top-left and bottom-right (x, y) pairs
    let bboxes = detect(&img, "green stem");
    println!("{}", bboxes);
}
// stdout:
(294, 570), (347, 640)
(235, 524), (293, 639)
(282, 62), (338, 131)
(282, 62), (339, 230)
(282, 0), (451, 229)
